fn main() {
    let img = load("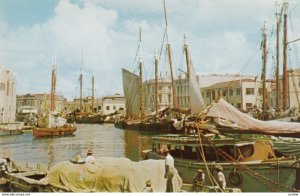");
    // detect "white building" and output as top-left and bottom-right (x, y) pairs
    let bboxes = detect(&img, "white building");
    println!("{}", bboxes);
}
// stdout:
(144, 79), (173, 112)
(0, 65), (16, 123)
